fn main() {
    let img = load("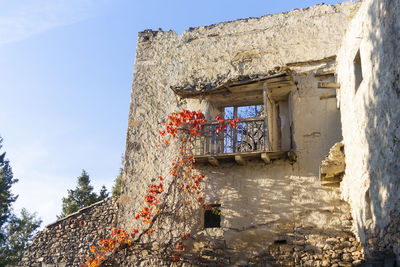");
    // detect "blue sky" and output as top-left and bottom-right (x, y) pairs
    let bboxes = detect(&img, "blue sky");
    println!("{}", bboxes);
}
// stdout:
(0, 0), (346, 227)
